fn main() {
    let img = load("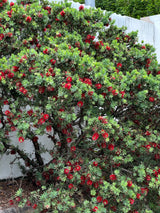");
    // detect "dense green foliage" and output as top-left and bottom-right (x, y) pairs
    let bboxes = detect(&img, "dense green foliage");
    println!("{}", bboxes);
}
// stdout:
(0, 0), (160, 212)
(73, 0), (160, 19)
